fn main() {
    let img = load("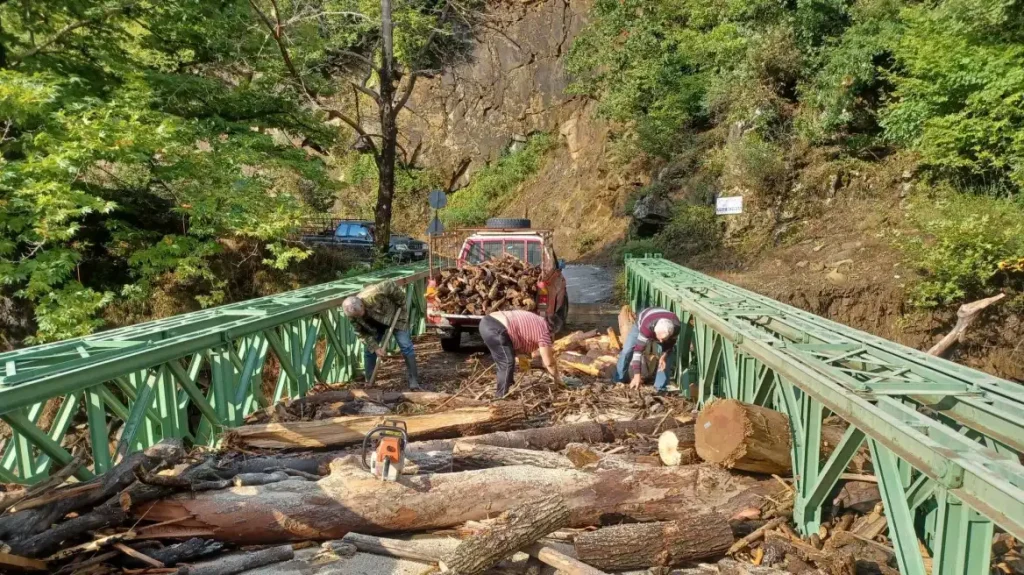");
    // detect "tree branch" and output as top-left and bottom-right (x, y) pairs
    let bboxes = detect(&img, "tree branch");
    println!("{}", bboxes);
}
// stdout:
(11, 3), (134, 66)
(352, 81), (381, 105)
